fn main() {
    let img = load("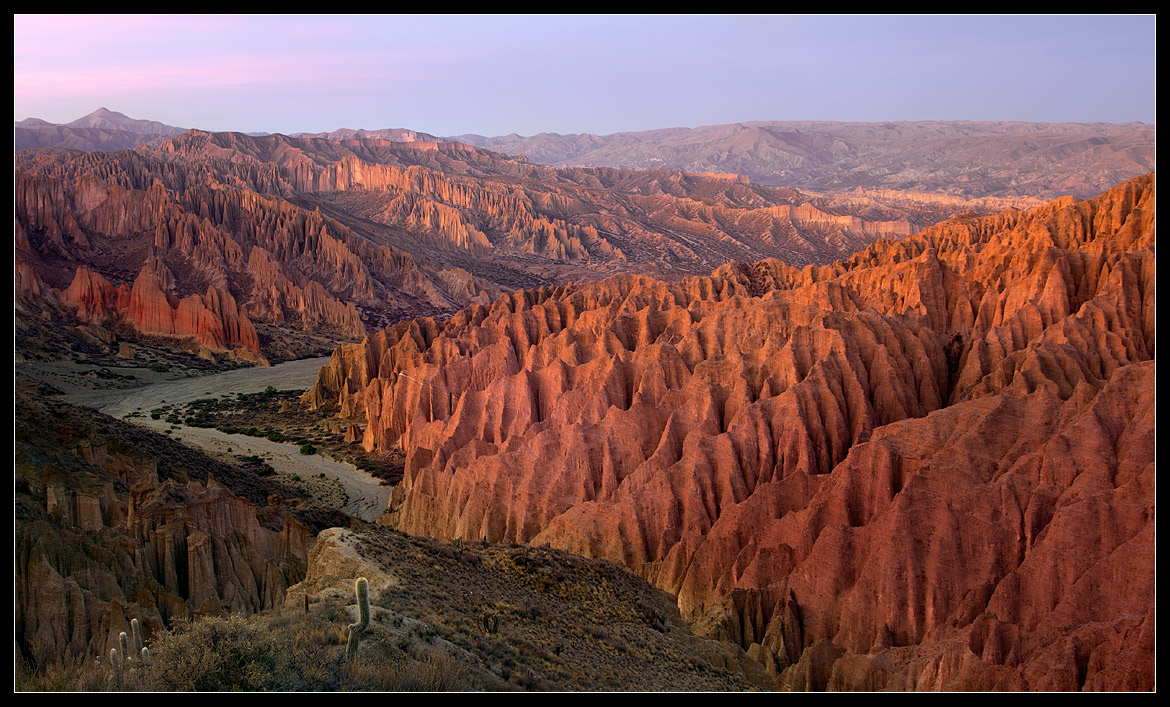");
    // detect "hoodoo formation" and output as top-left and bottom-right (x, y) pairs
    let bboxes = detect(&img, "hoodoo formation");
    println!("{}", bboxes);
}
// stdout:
(306, 174), (1155, 690)
(13, 113), (1155, 691)
(14, 384), (318, 663)
(16, 130), (1042, 364)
